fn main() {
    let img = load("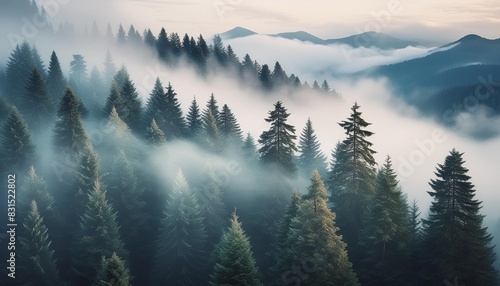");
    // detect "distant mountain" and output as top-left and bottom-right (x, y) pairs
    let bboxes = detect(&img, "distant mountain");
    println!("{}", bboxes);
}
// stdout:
(219, 27), (420, 50)
(220, 27), (257, 40)
(369, 34), (500, 136)
(270, 31), (324, 45)
(324, 31), (420, 49)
